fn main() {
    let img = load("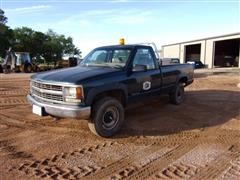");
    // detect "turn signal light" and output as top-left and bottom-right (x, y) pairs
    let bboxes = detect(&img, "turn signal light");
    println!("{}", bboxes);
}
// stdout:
(76, 87), (82, 99)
